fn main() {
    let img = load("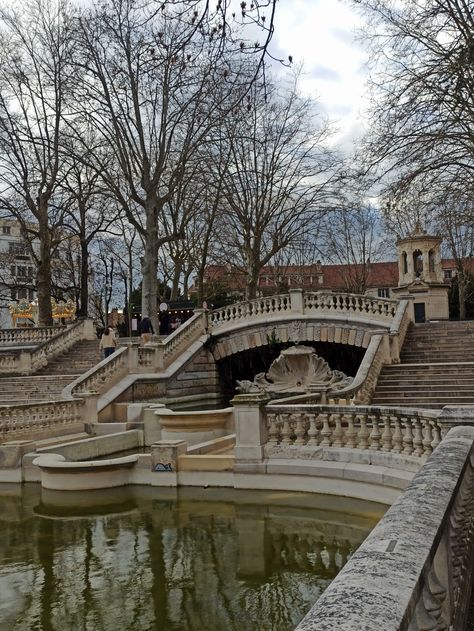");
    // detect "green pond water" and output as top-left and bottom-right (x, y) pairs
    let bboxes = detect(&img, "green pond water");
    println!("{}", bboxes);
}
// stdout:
(0, 485), (385, 631)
